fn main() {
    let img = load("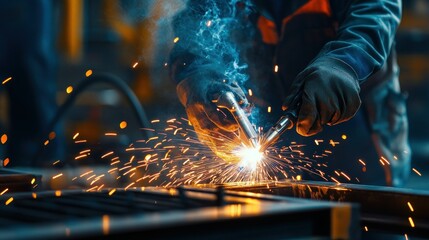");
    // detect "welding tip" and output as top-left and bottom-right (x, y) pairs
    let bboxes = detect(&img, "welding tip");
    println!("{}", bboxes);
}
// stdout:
(261, 111), (297, 151)
(213, 91), (259, 148)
